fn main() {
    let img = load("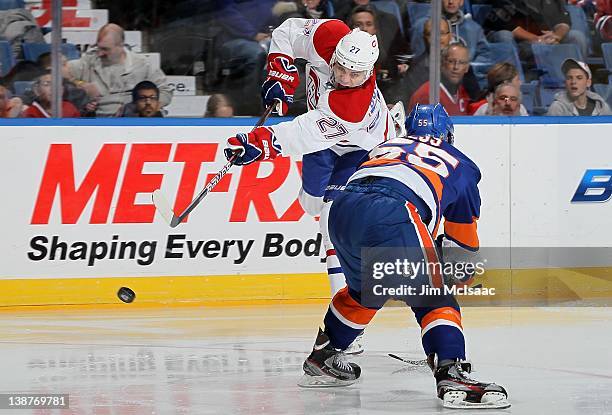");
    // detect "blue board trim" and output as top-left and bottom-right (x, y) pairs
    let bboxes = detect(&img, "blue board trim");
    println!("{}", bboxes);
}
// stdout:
(0, 115), (610, 126)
